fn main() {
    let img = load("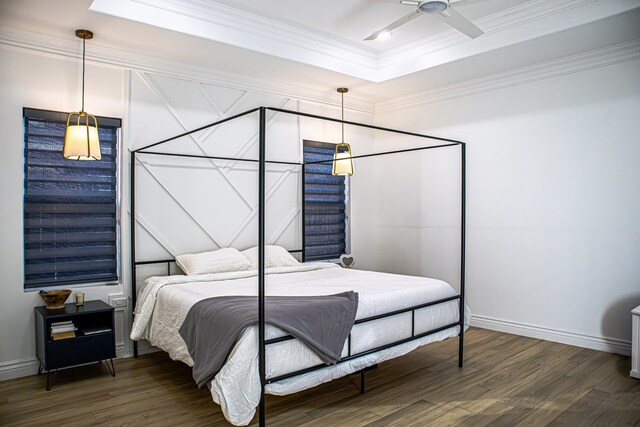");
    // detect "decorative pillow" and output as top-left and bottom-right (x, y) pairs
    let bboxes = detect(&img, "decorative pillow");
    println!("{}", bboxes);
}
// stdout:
(175, 248), (252, 275)
(241, 245), (300, 268)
